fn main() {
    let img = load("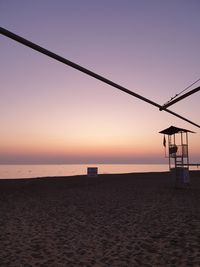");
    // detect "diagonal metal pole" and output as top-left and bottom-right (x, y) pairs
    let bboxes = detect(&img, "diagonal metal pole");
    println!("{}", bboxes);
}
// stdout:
(160, 86), (200, 110)
(1, 26), (200, 128)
